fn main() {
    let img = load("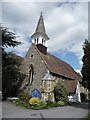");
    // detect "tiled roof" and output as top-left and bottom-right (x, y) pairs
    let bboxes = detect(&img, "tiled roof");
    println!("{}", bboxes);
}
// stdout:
(64, 81), (78, 93)
(42, 73), (55, 81)
(8, 52), (23, 63)
(31, 13), (49, 40)
(40, 52), (82, 81)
